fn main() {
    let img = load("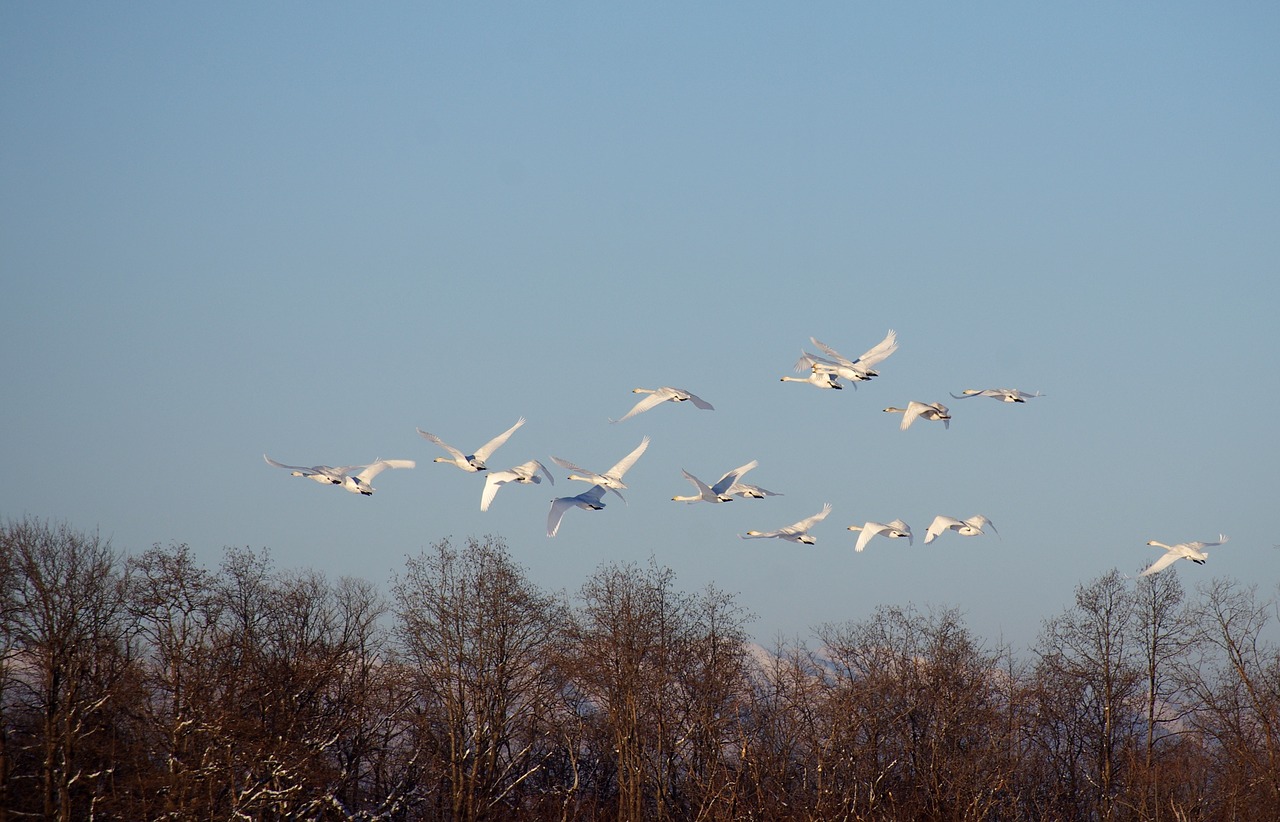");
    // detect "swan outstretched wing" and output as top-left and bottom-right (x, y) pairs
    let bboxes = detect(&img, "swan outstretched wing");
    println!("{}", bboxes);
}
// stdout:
(852, 522), (886, 553)
(416, 429), (468, 462)
(1140, 550), (1182, 577)
(785, 503), (832, 535)
(606, 436), (650, 480)
(678, 470), (717, 503)
(480, 469), (522, 511)
(473, 418), (525, 463)
(352, 459), (415, 483)
(611, 392), (668, 423)
(264, 455), (329, 476)
(855, 329), (899, 368)
(683, 390), (715, 410)
(924, 515), (963, 544)
(712, 460), (758, 495)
